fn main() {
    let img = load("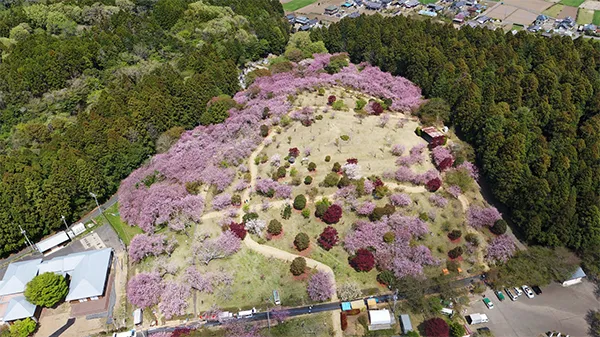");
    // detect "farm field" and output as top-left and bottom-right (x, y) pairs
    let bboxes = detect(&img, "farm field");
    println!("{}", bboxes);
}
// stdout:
(594, 9), (600, 24)
(283, 0), (319, 11)
(543, 3), (565, 17)
(560, 0), (586, 6)
(577, 8), (594, 23)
